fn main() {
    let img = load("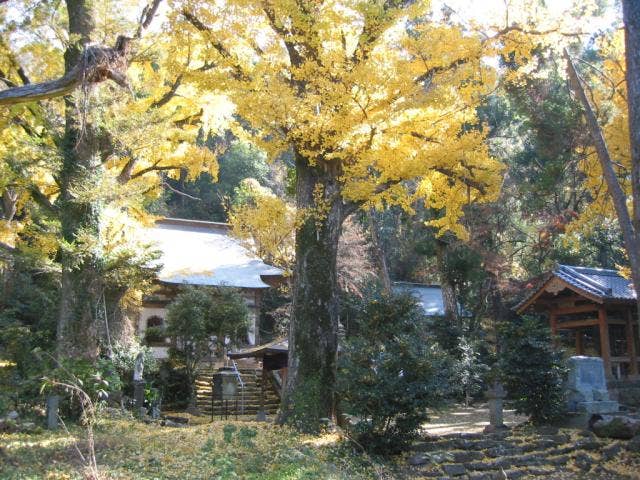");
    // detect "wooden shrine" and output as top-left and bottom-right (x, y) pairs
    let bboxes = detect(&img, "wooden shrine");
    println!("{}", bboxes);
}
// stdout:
(517, 265), (638, 380)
